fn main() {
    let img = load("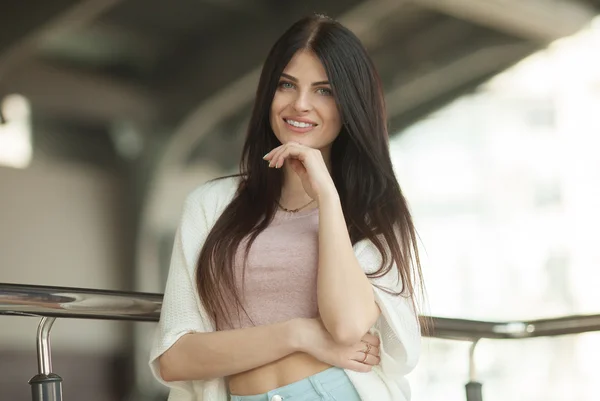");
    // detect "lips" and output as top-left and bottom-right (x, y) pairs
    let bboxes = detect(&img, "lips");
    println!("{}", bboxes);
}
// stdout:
(283, 117), (318, 134)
